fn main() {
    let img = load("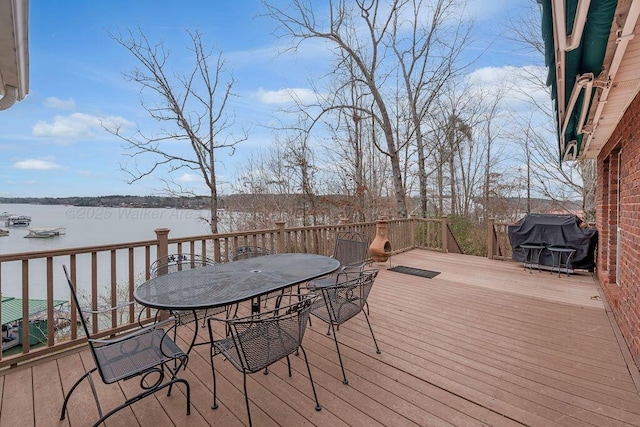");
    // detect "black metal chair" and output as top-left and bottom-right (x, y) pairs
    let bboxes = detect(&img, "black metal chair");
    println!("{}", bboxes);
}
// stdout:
(150, 253), (214, 275)
(207, 294), (321, 427)
(151, 253), (226, 328)
(60, 265), (191, 426)
(309, 269), (381, 384)
(230, 245), (273, 261)
(307, 231), (369, 288)
(307, 231), (371, 314)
